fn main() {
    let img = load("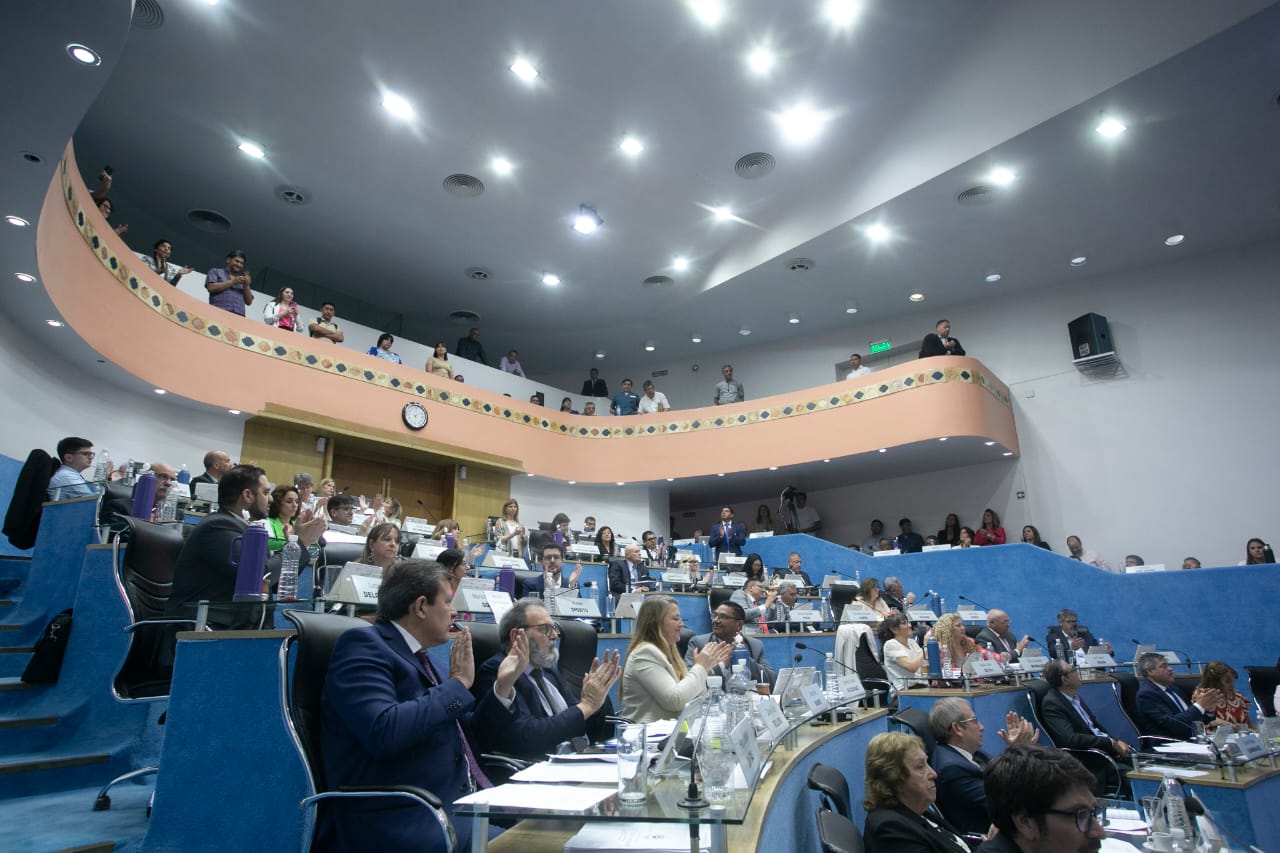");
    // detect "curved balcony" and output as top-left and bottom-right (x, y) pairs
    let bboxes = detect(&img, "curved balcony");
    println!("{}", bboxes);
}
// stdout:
(38, 145), (1018, 483)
